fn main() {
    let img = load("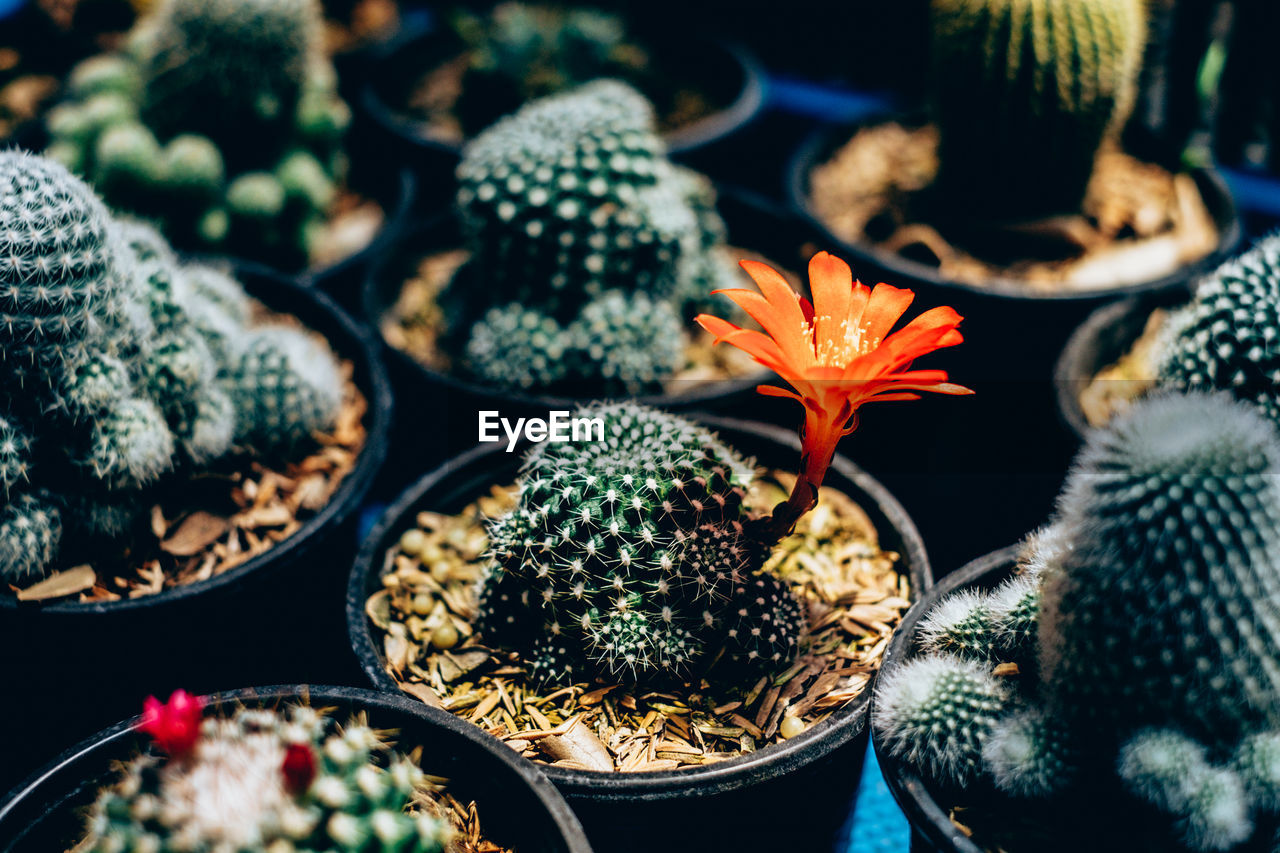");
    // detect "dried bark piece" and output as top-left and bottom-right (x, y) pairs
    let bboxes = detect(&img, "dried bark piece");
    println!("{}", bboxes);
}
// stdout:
(16, 565), (95, 601)
(160, 511), (231, 557)
(536, 718), (613, 771)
